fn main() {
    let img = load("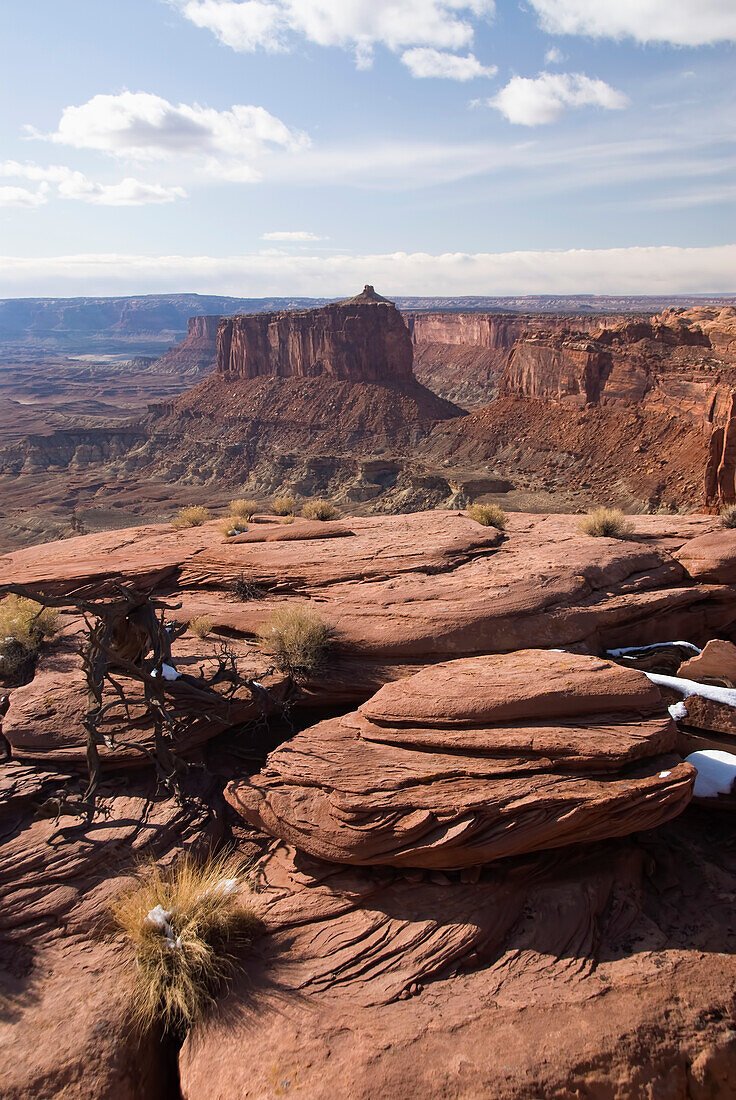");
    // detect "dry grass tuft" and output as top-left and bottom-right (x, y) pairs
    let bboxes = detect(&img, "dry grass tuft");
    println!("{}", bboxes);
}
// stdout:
(467, 503), (507, 529)
(111, 851), (260, 1033)
(229, 499), (258, 521)
(0, 595), (58, 678)
(218, 516), (249, 539)
(172, 506), (210, 529)
(189, 615), (213, 639)
(579, 507), (634, 539)
(272, 495), (295, 517)
(301, 499), (340, 522)
(230, 574), (263, 602)
(256, 605), (332, 677)
(721, 504), (736, 529)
